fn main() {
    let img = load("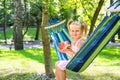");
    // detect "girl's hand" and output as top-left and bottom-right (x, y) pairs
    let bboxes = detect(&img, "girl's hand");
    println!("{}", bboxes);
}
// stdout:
(59, 41), (71, 52)
(60, 48), (75, 57)
(59, 41), (75, 57)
